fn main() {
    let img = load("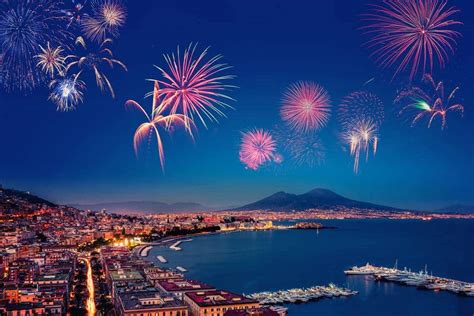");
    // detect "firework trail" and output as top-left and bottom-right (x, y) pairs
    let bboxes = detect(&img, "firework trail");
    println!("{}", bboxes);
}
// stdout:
(362, 0), (462, 80)
(273, 125), (326, 167)
(280, 81), (331, 133)
(395, 74), (463, 129)
(151, 43), (236, 130)
(342, 119), (379, 173)
(36, 43), (67, 78)
(82, 0), (126, 42)
(48, 73), (86, 111)
(0, 0), (73, 91)
(239, 129), (277, 170)
(338, 91), (384, 129)
(126, 81), (194, 170)
(338, 91), (384, 173)
(66, 36), (127, 97)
